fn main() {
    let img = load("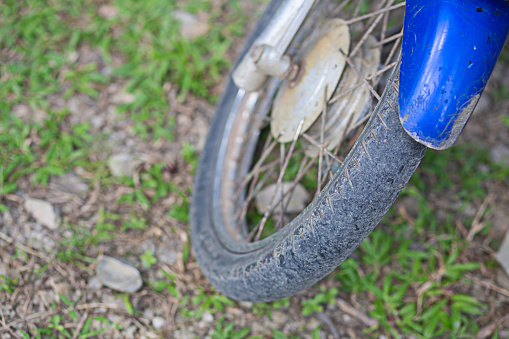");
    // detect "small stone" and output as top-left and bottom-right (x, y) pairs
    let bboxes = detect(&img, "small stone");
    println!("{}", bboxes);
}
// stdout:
(111, 91), (135, 105)
(152, 316), (166, 329)
(156, 247), (178, 266)
(239, 301), (253, 309)
(24, 198), (60, 230)
(0, 263), (7, 277)
(398, 195), (419, 219)
(51, 172), (89, 195)
(124, 326), (137, 338)
(12, 104), (46, 123)
(173, 329), (194, 339)
(491, 145), (509, 166)
(496, 268), (509, 291)
(96, 256), (142, 293)
(29, 230), (56, 252)
(173, 10), (209, 40)
(270, 311), (289, 327)
(202, 311), (214, 323)
(87, 276), (103, 290)
(490, 209), (509, 240)
(495, 231), (509, 278)
(98, 4), (118, 19)
(255, 182), (310, 214)
(108, 153), (135, 178)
